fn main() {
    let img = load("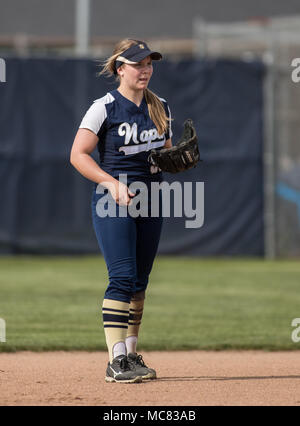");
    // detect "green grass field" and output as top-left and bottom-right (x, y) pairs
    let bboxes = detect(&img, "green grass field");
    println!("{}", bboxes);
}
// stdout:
(0, 255), (300, 352)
